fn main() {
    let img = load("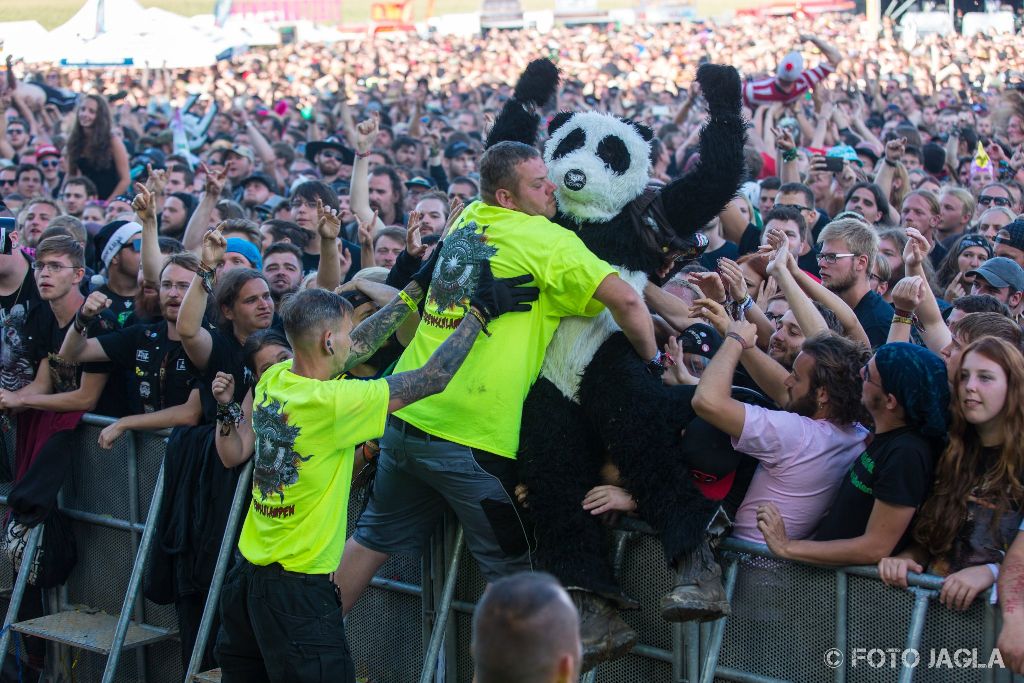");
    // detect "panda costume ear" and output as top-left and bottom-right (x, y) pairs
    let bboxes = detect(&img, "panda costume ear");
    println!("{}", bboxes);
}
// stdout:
(548, 112), (574, 137)
(621, 118), (655, 142)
